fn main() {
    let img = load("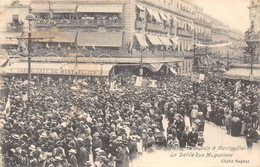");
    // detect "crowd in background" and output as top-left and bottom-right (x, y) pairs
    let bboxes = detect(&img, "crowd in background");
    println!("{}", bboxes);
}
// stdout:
(0, 73), (259, 167)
